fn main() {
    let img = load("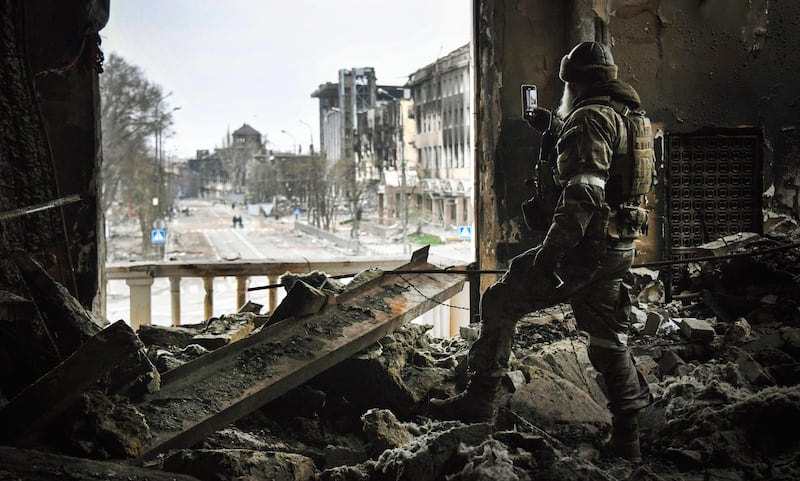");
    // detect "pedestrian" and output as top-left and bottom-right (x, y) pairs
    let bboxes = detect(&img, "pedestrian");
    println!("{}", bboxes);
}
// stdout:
(428, 41), (653, 461)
